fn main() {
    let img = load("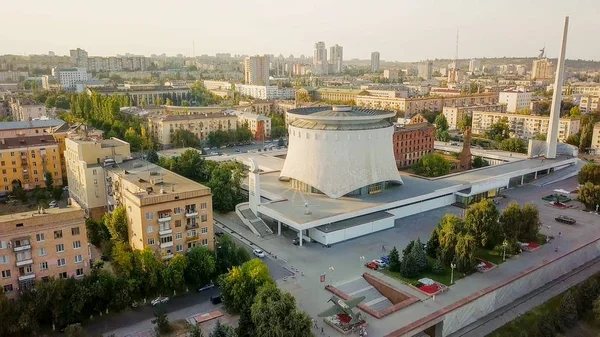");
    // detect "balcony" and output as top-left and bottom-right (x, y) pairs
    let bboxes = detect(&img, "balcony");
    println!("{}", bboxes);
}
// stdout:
(185, 210), (198, 218)
(16, 259), (33, 267)
(157, 210), (172, 223)
(185, 222), (199, 230)
(160, 241), (173, 249)
(13, 242), (31, 252)
(159, 228), (173, 236)
(18, 273), (36, 281)
(161, 253), (174, 260)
